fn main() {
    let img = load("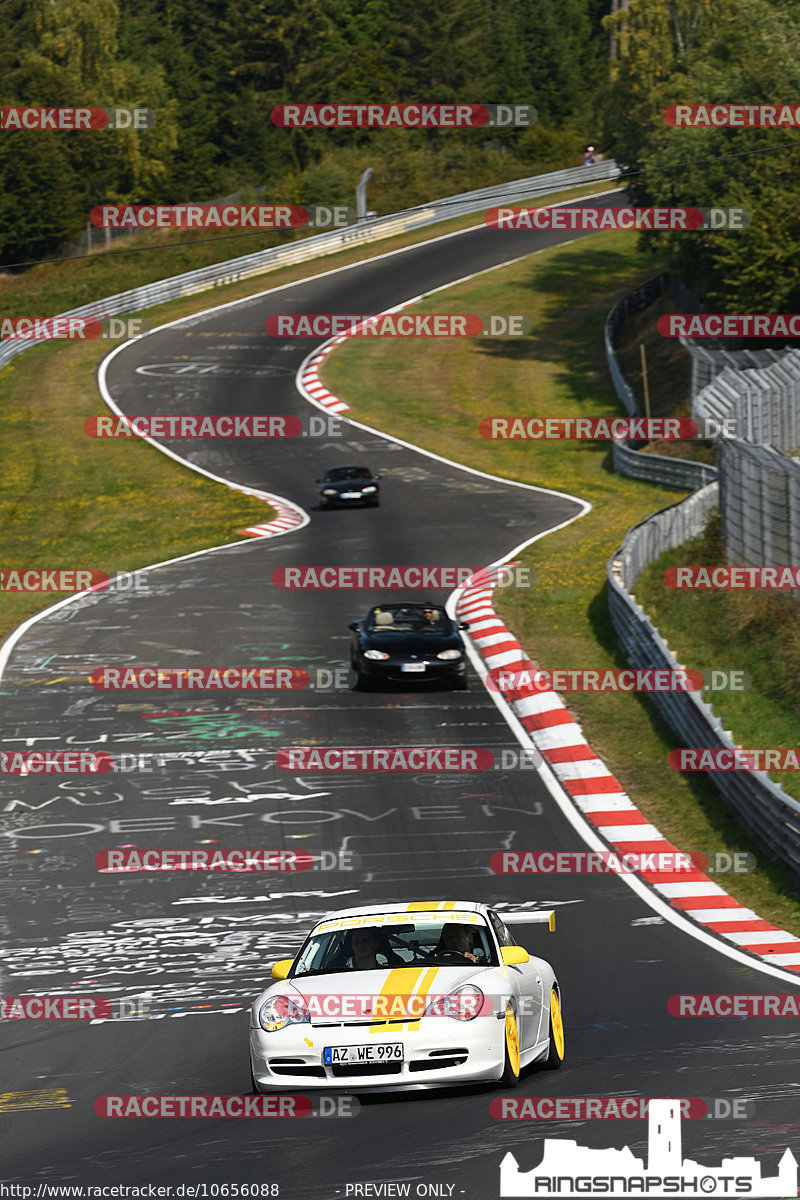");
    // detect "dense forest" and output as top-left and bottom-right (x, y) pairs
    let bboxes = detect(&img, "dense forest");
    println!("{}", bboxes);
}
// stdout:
(2, 0), (800, 307)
